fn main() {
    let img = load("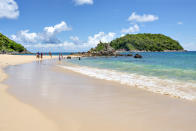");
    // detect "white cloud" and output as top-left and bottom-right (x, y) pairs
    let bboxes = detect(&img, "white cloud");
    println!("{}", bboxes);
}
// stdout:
(70, 36), (80, 41)
(0, 0), (19, 19)
(120, 12), (158, 35)
(121, 24), (140, 34)
(25, 41), (84, 52)
(68, 32), (116, 50)
(44, 21), (72, 35)
(11, 30), (38, 43)
(128, 12), (159, 23)
(74, 0), (93, 5)
(24, 32), (116, 52)
(70, 36), (81, 44)
(11, 21), (72, 44)
(177, 21), (183, 25)
(86, 32), (116, 48)
(182, 42), (196, 51)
